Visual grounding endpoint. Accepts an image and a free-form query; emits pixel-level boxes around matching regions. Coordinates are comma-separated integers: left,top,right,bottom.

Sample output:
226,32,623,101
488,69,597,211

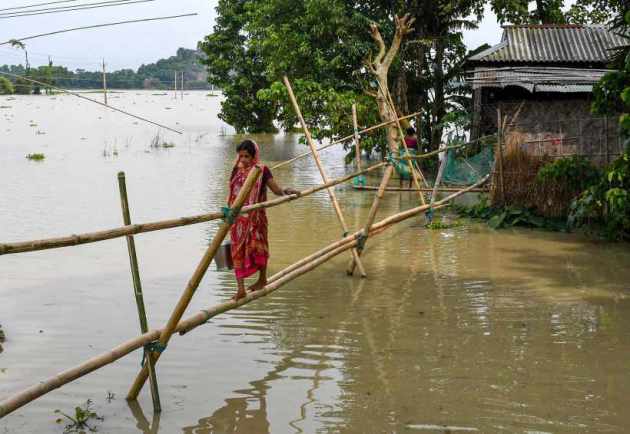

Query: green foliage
200,0,487,158
25,153,45,161
54,400,103,433
490,0,620,24
569,150,630,240
455,196,566,230
536,156,600,192
0,77,14,94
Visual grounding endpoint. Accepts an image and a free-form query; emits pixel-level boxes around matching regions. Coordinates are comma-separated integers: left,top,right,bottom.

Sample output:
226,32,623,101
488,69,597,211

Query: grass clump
26,153,45,161
54,399,103,433
150,132,175,149
425,219,462,230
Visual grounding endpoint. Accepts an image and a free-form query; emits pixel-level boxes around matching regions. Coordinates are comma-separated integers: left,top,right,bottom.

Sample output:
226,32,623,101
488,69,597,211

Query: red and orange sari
228,143,270,279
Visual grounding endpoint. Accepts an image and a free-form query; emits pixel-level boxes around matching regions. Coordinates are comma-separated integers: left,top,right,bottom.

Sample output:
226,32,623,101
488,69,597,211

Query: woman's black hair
236,139,257,157
406,127,416,136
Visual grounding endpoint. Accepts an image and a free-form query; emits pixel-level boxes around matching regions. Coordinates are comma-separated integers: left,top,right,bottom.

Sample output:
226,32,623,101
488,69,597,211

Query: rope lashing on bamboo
0,175,488,418
141,341,166,367
220,206,240,225
0,162,387,256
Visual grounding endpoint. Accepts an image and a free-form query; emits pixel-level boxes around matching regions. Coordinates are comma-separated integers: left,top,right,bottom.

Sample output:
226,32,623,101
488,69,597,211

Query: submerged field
1,91,630,433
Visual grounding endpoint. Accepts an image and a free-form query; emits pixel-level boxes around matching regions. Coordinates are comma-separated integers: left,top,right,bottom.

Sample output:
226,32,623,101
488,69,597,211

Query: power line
0,0,156,19
0,13,198,46
0,71,183,134
0,0,144,16
0,0,83,13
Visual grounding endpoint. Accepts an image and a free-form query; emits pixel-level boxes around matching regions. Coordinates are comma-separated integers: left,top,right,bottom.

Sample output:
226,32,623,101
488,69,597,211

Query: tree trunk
430,39,446,150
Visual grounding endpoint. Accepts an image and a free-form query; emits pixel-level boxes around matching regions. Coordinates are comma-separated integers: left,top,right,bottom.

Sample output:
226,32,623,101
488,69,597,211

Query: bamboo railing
0,75,493,419
0,175,488,418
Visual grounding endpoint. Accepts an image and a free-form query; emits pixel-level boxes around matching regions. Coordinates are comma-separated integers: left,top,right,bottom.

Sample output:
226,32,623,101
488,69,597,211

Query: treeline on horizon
0,48,213,93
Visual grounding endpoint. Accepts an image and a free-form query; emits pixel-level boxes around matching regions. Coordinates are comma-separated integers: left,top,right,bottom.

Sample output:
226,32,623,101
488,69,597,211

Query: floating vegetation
36,130,46,135
150,132,175,149
0,105,12,109
425,219,462,230
26,153,45,161
54,399,103,433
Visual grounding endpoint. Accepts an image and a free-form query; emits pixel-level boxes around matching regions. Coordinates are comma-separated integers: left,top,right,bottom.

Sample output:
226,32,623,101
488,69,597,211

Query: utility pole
173,71,177,99
180,71,184,100
102,59,108,106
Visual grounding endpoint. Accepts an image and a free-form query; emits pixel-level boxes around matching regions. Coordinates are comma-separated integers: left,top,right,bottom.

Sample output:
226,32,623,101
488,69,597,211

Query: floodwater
1,91,630,434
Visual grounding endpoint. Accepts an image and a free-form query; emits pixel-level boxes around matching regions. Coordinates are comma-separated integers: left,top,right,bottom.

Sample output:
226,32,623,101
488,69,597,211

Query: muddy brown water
1,91,630,433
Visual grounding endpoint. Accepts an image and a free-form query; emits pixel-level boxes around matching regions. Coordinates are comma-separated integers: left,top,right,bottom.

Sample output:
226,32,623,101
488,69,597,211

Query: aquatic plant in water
54,399,103,433
25,153,45,161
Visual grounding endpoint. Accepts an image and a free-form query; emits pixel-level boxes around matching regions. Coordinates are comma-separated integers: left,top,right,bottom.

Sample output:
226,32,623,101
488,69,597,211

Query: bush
14,77,32,95
569,149,630,240
0,77,14,95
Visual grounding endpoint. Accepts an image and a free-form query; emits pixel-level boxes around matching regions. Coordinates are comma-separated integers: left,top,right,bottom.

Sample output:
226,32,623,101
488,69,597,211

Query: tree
199,0,277,133
490,0,621,25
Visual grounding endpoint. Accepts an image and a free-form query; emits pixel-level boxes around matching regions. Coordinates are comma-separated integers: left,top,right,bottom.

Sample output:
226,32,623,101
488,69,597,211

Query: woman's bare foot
232,289,247,301
247,280,267,293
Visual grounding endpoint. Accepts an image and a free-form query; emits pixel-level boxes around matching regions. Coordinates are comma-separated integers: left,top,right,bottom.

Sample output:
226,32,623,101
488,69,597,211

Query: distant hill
0,48,213,92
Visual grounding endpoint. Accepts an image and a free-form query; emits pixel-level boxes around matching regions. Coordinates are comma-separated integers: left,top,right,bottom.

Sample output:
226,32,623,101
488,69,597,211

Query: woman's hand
283,188,300,196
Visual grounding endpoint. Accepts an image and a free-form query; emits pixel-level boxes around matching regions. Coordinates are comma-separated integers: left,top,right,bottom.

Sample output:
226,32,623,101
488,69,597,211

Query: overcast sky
0,0,503,71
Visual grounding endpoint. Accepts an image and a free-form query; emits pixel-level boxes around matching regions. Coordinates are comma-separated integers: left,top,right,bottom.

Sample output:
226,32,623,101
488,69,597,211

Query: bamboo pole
126,166,262,401
497,107,505,203
283,75,367,278
271,112,420,170
352,185,488,193
0,176,488,418
429,144,448,206
0,162,385,256
347,165,394,275
352,103,361,171
117,172,161,413
374,79,427,206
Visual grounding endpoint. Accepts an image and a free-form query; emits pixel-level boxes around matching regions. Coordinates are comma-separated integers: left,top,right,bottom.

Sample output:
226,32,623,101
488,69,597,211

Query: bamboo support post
180,72,184,100
117,172,162,413
430,145,448,206
497,107,505,203
0,162,385,256
347,164,394,275
352,104,361,171
271,112,420,170
126,166,262,401
0,176,489,418
283,75,367,278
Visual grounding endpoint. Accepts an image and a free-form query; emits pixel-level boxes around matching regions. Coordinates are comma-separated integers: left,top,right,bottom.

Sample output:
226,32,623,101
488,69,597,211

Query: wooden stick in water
347,164,394,275
0,177,488,418
126,166,262,401
0,162,385,256
283,75,367,278
117,172,162,413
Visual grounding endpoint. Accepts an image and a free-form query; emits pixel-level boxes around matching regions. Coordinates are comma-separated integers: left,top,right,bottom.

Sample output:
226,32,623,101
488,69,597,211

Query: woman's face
238,150,254,167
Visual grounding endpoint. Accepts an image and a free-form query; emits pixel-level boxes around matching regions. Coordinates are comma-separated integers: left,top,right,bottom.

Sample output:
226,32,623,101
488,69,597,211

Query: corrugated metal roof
469,25,626,63
468,66,610,93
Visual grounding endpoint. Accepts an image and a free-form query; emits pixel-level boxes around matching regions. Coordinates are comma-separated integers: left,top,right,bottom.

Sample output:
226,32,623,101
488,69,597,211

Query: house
467,24,625,164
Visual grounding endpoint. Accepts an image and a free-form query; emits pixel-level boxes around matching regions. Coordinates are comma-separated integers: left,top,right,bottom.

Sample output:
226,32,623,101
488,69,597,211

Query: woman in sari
228,139,299,301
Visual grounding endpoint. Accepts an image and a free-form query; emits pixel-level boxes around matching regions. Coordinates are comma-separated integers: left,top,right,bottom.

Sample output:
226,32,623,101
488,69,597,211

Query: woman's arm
267,178,299,196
